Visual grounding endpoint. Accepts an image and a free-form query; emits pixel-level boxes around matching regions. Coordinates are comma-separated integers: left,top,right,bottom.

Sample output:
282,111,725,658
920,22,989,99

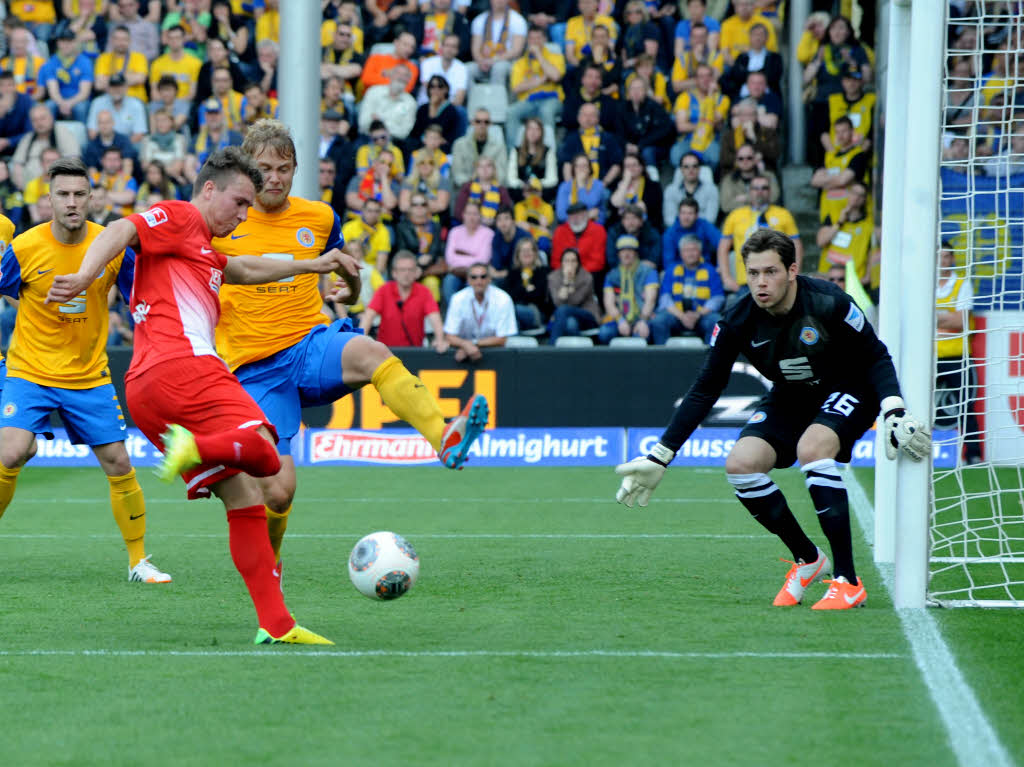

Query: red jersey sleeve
128,202,185,257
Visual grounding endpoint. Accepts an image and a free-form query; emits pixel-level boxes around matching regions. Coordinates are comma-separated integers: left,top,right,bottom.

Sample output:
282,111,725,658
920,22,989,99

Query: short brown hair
48,156,89,182
740,228,796,268
193,146,263,197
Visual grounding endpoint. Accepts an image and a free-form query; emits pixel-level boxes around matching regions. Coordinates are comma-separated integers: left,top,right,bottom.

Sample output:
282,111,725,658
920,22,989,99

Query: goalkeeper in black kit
616,229,932,610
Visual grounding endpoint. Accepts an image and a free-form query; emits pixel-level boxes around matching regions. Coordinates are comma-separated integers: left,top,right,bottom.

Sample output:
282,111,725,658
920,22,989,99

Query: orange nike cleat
773,547,830,606
811,576,867,610
438,394,488,469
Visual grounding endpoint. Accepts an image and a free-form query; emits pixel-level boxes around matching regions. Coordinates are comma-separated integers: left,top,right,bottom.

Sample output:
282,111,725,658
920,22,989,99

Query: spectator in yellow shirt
506,26,565,146
10,0,57,42
148,25,201,101
1,26,47,99
94,25,149,102
719,0,778,65
255,0,279,44
565,0,618,69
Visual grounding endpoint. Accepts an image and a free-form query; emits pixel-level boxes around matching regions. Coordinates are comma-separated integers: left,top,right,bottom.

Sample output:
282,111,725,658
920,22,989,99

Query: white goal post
880,1,1024,607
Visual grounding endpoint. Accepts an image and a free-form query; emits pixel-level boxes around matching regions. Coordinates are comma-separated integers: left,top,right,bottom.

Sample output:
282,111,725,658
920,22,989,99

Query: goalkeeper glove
615,443,675,508
881,396,932,462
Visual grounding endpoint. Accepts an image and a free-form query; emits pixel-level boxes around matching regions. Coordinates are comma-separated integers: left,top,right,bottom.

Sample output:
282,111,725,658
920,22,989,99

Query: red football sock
194,428,281,477
226,505,293,637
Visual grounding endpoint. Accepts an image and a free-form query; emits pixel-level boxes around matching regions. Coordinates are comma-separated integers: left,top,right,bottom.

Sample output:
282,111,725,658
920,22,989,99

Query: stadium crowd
0,0,888,350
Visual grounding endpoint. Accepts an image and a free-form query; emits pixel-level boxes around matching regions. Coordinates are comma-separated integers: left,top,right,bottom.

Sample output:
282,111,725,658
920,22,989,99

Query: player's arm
224,249,354,285
46,218,140,304
831,294,931,461
616,323,740,507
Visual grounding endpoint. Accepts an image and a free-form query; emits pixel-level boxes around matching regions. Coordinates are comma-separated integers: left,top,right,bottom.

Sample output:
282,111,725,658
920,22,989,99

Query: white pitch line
0,648,907,660
843,467,1014,767
10,496,736,505
0,532,770,540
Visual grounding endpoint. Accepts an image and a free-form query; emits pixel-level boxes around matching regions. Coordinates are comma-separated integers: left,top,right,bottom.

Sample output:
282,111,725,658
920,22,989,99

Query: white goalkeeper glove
615,443,675,508
881,396,932,462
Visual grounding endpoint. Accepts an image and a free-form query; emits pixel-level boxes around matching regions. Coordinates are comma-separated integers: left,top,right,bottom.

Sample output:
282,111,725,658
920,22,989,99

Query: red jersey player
47,147,358,645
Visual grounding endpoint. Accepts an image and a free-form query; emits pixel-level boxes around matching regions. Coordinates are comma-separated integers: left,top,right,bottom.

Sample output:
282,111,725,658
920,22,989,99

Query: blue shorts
0,377,127,445
234,319,363,455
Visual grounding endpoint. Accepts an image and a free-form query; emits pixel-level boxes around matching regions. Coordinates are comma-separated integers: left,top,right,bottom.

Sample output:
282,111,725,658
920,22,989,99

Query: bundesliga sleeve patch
710,323,721,346
844,302,865,333
141,207,168,228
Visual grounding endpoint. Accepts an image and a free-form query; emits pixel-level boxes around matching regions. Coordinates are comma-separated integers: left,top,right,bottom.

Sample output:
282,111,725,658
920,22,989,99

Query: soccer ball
348,531,420,600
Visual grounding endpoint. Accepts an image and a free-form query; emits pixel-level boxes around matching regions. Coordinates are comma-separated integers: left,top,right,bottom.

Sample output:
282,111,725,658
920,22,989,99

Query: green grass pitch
0,466,1021,766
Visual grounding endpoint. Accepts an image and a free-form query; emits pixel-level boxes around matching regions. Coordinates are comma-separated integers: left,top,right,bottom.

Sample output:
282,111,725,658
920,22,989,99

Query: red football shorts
126,355,278,499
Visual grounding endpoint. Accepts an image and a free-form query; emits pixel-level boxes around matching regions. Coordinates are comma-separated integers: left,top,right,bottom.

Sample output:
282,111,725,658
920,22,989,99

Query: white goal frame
879,1,1024,608
876,0,943,608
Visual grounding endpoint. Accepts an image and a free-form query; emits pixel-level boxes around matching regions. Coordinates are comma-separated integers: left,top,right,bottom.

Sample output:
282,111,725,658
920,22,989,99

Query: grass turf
0,466,1018,766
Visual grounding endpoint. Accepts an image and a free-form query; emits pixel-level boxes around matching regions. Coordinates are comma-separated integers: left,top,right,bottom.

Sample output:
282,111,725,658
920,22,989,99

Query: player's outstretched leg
439,394,489,469
369,354,488,469
155,424,280,482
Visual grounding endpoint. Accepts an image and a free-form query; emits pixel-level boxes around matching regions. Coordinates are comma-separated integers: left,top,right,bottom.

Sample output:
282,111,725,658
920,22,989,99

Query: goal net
929,4,1024,606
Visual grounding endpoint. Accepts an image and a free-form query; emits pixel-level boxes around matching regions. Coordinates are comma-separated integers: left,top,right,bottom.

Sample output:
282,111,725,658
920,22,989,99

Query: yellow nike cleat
154,424,201,483
253,624,334,645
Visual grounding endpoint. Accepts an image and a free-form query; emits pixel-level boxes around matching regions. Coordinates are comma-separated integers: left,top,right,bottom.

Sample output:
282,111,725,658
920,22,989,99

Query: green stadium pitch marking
844,468,1015,767
0,649,908,660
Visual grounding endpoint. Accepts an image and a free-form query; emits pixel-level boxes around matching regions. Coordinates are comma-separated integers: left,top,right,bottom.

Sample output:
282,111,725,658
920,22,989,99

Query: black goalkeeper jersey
660,275,902,452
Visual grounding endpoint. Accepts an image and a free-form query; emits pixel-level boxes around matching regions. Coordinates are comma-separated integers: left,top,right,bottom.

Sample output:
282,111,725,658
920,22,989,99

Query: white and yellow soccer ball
348,531,420,600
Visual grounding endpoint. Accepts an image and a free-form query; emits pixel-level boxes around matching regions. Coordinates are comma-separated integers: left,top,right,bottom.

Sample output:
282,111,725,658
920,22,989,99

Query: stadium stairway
781,164,821,274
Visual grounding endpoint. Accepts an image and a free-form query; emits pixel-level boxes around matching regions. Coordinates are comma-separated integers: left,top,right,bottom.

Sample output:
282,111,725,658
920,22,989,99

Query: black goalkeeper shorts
739,386,879,468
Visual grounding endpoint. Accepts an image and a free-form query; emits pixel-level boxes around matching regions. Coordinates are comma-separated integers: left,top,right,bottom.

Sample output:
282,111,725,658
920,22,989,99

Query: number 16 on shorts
822,392,859,417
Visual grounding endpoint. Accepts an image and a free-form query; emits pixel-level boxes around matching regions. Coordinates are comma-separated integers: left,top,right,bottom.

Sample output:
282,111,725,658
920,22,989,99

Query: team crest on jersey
844,302,865,332
747,411,766,424
710,323,721,346
2,403,15,417
296,227,315,248
800,327,819,345
141,207,168,228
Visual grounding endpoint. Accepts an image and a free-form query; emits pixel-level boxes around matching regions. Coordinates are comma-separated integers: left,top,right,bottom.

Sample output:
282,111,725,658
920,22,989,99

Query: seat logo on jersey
779,357,815,381
209,267,223,294
132,300,150,324
141,207,168,228
800,327,819,345
58,291,87,315
296,227,315,248
2,403,15,417
710,323,720,347
844,302,865,332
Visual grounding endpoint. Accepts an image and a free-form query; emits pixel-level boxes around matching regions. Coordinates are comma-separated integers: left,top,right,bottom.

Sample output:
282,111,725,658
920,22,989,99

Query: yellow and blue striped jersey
213,196,343,371
0,221,132,388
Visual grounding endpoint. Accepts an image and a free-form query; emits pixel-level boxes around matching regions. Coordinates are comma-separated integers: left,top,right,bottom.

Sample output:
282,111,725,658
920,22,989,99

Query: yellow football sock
266,504,291,561
0,463,21,519
371,356,445,451
108,469,147,569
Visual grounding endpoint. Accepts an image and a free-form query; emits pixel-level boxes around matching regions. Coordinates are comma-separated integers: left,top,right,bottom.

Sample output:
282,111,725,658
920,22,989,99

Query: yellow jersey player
214,119,488,571
0,158,171,583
